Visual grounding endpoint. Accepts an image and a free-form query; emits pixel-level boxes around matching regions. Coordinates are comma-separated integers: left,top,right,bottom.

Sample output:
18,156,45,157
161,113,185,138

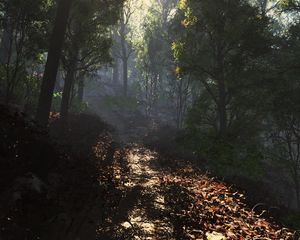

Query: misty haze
0,0,300,239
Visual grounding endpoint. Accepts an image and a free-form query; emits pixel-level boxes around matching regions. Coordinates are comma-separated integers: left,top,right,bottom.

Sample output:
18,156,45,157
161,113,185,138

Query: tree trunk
294,171,300,209
216,50,227,138
112,29,119,86
120,18,128,97
60,47,79,118
296,183,300,209
1,15,13,103
218,77,227,137
35,0,73,126
112,59,119,85
176,79,183,129
77,76,84,102
122,57,128,97
60,69,74,118
0,15,12,65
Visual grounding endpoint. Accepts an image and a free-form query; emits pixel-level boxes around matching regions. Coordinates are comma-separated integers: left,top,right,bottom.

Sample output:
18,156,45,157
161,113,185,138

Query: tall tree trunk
294,171,300,209
122,57,128,96
217,50,227,138
113,59,119,85
145,73,150,116
60,69,74,118
0,15,12,65
60,47,79,118
218,77,227,137
176,79,183,129
77,76,84,102
35,0,73,126
112,29,119,86
1,14,13,102
120,19,128,97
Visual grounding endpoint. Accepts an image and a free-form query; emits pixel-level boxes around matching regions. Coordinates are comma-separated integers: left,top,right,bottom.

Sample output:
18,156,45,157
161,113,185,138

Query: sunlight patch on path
96,142,296,239
120,146,172,239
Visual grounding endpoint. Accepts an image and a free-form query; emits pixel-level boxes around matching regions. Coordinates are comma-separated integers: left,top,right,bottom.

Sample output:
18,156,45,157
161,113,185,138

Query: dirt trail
83,113,293,239
1,107,295,240
77,103,296,239
97,145,174,239
119,146,172,239
96,144,296,239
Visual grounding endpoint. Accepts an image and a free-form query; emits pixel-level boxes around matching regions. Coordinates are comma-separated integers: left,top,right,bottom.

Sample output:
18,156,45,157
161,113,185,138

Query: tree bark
35,0,73,126
216,50,227,138
0,15,12,65
218,77,227,137
112,59,119,85
122,57,128,96
293,168,300,209
77,76,84,102
112,29,120,86
120,18,128,97
1,14,14,102
60,47,79,118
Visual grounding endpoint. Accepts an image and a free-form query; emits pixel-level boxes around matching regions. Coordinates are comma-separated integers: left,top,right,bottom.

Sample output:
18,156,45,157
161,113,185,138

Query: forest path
97,144,174,239
79,104,295,239
95,142,295,240
0,109,294,240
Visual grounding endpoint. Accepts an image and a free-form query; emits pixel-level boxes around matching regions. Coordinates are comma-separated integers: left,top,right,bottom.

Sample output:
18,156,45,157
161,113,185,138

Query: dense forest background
1,0,300,236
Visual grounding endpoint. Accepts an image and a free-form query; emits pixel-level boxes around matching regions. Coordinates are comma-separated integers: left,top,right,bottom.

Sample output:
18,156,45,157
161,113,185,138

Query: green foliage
170,0,275,179
183,105,263,179
51,91,89,114
21,74,42,112
58,0,124,116
51,91,63,112
0,0,53,105
70,98,89,113
279,0,300,11
0,0,54,55
134,0,178,113
263,21,300,208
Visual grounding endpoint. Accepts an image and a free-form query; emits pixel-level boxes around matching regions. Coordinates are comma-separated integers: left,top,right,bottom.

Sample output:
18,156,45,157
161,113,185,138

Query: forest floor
0,104,298,239
96,141,297,240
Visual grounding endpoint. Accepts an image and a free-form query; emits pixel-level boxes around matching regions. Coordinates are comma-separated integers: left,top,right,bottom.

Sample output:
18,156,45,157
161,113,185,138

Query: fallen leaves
160,171,295,239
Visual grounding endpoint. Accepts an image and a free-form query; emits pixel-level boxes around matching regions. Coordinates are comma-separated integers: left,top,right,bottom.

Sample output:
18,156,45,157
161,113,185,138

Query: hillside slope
0,105,297,239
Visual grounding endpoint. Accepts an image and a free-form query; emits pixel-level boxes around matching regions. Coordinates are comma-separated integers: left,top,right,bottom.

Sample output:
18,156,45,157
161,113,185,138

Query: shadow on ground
0,108,296,240
0,109,119,240
96,146,206,240
96,145,296,240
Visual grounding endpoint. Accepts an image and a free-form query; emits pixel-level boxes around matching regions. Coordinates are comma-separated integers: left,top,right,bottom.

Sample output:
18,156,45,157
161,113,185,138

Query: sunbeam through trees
0,0,300,239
